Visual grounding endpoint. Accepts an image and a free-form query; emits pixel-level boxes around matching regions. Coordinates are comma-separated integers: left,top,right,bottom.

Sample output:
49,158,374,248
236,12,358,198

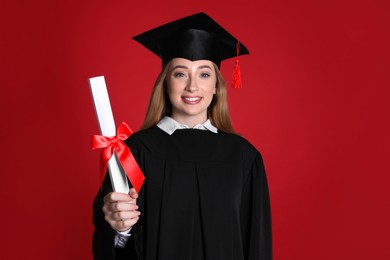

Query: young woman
93,12,272,260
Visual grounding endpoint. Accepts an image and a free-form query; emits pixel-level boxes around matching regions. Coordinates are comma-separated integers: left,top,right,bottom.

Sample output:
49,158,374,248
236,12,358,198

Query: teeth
184,97,200,101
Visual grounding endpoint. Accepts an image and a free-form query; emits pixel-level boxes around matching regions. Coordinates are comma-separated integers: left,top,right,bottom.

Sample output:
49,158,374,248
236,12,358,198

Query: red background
1,0,389,259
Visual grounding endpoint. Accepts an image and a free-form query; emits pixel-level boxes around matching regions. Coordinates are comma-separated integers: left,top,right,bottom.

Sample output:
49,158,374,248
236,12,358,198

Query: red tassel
232,59,242,88
232,41,242,88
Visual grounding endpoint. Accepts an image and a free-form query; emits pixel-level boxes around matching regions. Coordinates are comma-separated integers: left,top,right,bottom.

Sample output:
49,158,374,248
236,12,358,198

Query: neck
171,114,207,128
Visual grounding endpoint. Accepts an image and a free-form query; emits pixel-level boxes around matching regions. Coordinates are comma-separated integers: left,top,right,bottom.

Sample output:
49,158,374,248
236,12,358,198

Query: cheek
165,81,176,96
203,89,215,104
211,78,217,94
207,81,217,97
166,90,176,103
166,78,183,94
166,84,181,103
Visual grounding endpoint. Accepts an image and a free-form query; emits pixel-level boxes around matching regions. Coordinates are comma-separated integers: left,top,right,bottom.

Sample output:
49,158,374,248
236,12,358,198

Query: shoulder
218,131,263,163
126,125,160,142
218,131,258,151
130,126,161,139
124,126,165,151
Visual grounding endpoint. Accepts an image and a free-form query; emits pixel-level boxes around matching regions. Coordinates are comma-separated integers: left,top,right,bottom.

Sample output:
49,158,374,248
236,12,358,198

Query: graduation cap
132,12,249,88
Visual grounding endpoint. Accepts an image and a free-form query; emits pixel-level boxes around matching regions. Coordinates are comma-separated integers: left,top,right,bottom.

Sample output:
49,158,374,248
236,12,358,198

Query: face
166,58,217,126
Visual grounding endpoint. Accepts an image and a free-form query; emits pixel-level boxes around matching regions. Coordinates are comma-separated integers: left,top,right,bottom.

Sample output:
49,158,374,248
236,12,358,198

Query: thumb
129,187,139,199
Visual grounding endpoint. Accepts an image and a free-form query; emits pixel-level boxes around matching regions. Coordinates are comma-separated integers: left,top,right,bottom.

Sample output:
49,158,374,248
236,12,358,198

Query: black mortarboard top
132,12,249,69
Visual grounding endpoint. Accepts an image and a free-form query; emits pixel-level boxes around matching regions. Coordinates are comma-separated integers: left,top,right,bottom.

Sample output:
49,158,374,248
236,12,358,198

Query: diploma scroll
89,76,130,194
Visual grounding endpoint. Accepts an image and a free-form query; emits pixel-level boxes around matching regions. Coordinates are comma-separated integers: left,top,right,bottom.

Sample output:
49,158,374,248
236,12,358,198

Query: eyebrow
171,65,188,70
171,64,213,70
198,65,213,70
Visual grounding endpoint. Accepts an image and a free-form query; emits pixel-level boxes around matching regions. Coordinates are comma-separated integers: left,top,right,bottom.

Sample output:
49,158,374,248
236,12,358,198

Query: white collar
157,116,218,135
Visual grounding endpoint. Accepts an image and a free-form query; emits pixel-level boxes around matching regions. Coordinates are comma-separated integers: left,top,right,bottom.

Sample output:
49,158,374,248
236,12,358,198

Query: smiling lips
182,96,202,104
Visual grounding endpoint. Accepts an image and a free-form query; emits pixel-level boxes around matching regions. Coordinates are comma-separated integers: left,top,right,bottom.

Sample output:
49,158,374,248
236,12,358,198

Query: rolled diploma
89,76,130,194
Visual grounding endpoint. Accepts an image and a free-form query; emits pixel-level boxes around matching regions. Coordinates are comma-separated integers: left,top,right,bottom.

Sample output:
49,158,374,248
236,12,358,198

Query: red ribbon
91,122,144,193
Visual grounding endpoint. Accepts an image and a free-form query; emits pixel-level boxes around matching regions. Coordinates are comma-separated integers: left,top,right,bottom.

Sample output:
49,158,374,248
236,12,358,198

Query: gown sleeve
92,173,139,260
92,134,142,260
240,151,272,260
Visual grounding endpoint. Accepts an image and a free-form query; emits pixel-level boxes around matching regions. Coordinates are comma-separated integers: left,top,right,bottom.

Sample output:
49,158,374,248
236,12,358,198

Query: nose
185,76,198,92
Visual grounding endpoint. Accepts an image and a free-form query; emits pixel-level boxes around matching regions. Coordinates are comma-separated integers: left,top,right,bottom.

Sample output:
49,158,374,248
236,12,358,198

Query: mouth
182,96,202,104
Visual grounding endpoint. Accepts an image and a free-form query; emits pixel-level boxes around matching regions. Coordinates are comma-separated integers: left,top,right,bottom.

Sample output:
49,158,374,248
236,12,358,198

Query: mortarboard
132,12,249,88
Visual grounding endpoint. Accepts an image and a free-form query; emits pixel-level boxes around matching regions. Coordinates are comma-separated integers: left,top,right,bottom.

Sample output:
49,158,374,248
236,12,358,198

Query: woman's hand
102,188,141,232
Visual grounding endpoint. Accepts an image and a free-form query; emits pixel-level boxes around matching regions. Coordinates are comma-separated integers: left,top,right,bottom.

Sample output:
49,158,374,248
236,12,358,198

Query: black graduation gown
93,126,272,260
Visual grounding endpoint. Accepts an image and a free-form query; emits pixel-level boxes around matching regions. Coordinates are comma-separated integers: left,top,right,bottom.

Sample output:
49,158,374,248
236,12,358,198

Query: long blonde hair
140,61,235,134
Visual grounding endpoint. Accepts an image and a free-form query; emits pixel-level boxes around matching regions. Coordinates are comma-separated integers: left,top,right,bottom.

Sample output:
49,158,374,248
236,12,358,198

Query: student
93,12,272,260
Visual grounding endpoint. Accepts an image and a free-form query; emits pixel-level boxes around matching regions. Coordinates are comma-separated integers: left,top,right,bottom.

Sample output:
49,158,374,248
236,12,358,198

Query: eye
200,73,210,78
173,72,185,78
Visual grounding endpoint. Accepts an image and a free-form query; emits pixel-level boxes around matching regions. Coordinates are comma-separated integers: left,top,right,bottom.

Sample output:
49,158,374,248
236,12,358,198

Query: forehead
170,58,215,69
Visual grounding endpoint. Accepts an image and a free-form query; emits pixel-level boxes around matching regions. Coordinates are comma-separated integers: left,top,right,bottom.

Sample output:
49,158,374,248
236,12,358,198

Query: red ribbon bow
91,122,144,193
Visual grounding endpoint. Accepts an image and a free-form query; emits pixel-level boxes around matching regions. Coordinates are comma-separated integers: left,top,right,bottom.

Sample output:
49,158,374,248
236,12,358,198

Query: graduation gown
93,126,272,260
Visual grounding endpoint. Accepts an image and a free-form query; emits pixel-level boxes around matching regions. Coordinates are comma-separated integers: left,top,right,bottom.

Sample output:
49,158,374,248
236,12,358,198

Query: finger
129,188,139,199
115,217,140,232
104,192,131,203
104,210,141,230
104,209,140,224
111,210,141,221
103,200,139,215
104,215,133,232
111,201,139,212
